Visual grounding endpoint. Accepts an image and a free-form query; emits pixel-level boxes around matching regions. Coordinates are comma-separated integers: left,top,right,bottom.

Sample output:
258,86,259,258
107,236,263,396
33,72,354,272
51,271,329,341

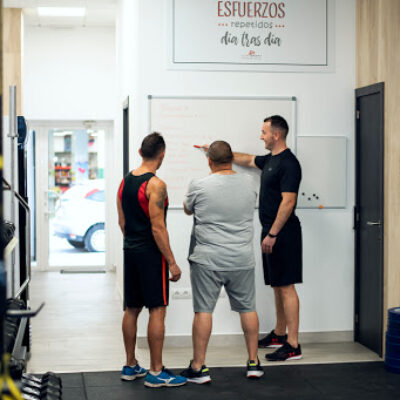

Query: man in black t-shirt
230,115,303,361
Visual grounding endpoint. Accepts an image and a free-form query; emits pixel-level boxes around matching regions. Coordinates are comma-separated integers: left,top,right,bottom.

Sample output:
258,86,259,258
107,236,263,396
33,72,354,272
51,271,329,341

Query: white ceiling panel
4,0,116,27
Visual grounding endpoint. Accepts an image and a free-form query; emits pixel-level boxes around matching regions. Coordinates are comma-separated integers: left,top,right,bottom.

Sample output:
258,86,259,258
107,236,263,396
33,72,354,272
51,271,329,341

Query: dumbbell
22,378,62,396
6,299,26,313
21,385,61,400
4,320,19,335
4,326,18,351
7,298,26,307
22,393,61,400
6,313,21,322
22,372,62,389
9,358,25,380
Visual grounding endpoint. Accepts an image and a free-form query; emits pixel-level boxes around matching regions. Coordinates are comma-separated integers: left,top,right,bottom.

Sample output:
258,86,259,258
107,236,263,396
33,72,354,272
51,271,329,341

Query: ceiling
3,0,117,27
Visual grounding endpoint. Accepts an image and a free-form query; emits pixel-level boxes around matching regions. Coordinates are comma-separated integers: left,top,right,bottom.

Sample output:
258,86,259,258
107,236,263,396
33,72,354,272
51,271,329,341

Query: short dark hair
140,132,165,159
208,140,233,165
264,115,289,139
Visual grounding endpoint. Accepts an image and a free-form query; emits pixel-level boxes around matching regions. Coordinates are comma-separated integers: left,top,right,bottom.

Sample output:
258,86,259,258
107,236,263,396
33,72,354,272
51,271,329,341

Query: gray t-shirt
184,173,257,271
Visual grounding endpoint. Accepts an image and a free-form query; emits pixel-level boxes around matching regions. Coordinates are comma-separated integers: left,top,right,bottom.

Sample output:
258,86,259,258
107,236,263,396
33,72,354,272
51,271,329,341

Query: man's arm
261,192,297,254
232,152,257,168
116,194,125,236
183,203,193,216
196,144,257,168
148,177,181,281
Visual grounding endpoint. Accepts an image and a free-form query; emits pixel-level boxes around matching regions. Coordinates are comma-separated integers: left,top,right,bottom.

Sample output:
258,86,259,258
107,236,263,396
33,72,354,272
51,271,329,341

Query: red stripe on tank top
138,181,150,218
117,178,125,202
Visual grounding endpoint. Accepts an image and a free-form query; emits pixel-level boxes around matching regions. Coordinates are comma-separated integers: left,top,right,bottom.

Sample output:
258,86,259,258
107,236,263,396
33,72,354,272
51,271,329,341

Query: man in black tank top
116,133,186,388
215,115,303,362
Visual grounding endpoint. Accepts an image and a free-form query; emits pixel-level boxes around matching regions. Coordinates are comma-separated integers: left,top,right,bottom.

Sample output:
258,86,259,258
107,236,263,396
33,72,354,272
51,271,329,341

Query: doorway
123,97,129,176
31,121,112,271
354,82,384,356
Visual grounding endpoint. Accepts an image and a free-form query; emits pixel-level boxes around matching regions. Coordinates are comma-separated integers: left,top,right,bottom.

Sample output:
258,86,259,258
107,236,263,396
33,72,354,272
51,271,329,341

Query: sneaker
246,359,264,379
265,342,302,361
180,361,211,384
144,367,187,388
258,330,287,348
121,363,147,381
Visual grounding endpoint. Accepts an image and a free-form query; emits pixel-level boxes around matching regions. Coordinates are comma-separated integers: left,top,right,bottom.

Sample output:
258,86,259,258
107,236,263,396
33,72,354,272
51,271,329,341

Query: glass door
36,125,107,270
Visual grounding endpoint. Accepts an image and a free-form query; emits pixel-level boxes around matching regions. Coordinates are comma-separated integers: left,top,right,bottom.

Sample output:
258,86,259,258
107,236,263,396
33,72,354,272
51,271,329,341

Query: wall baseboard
137,330,354,348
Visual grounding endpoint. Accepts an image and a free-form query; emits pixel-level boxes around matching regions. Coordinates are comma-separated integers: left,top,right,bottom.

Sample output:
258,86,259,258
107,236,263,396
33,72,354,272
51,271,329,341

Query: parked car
53,180,105,252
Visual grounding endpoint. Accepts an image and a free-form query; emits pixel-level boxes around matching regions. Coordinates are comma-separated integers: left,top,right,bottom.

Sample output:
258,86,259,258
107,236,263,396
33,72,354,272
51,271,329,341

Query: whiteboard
296,136,347,209
148,96,297,207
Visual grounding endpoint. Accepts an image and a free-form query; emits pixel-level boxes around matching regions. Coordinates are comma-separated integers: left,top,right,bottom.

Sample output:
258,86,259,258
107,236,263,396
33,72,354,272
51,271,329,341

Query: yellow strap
5,375,24,400
1,354,24,400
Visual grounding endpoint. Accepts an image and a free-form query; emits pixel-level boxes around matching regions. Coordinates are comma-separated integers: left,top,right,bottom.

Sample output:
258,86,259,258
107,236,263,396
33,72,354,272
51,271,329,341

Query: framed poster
169,0,334,72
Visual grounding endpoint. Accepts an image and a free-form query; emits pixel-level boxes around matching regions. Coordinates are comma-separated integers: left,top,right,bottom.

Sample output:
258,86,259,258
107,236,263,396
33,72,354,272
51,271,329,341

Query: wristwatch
267,232,278,238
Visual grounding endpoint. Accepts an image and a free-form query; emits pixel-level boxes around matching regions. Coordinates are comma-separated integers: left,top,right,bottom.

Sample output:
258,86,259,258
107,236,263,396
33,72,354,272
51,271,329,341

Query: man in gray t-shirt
180,141,264,383
186,172,256,271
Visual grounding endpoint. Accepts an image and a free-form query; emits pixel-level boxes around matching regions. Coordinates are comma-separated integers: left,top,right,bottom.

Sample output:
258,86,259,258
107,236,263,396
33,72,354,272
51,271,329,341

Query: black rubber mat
60,362,400,400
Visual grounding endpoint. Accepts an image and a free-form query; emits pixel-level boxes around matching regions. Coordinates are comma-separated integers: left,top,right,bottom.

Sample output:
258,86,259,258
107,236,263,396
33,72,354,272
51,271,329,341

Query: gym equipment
385,307,400,374
20,372,62,400
22,373,62,392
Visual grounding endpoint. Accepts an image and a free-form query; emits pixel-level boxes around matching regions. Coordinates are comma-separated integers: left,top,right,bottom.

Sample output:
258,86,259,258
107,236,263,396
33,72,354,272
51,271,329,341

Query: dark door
123,97,129,176
354,82,384,356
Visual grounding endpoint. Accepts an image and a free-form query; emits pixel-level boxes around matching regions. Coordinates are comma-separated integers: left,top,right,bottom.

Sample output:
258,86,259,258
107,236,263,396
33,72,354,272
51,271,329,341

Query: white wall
114,0,356,336
23,26,116,120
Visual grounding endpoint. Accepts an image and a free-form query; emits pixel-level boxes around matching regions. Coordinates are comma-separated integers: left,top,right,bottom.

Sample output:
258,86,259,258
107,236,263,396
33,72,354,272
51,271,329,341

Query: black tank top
118,172,168,251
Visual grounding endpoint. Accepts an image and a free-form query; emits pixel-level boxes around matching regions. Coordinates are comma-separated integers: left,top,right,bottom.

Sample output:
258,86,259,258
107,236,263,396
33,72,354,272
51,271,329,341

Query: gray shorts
190,264,256,313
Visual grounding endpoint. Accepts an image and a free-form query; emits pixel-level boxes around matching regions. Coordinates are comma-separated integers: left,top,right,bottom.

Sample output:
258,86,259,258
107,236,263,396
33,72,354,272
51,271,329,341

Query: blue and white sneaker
121,364,147,381
144,367,187,388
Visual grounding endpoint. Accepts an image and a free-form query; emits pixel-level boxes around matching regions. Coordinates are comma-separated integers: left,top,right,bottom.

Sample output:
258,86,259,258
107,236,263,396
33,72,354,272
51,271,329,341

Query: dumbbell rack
0,87,60,399
2,177,35,365
1,85,35,368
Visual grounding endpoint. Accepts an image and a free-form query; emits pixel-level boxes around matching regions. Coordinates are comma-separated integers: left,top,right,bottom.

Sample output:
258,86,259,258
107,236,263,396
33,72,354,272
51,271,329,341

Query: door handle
366,221,381,226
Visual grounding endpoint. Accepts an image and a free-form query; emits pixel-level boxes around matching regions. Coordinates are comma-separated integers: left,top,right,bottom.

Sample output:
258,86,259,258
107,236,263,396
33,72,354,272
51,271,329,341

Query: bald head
208,141,233,165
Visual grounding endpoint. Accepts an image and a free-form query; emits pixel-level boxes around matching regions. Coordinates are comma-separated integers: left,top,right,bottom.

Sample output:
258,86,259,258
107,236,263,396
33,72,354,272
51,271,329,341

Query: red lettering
238,2,246,17
224,1,232,17
269,2,278,18
278,2,285,18
261,2,269,18
254,2,262,17
246,2,253,17
217,1,285,19
232,1,239,16
217,1,224,17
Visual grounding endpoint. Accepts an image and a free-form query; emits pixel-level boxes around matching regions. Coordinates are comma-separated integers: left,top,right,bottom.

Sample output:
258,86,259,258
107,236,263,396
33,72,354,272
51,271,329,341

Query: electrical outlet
172,288,192,299
181,288,191,299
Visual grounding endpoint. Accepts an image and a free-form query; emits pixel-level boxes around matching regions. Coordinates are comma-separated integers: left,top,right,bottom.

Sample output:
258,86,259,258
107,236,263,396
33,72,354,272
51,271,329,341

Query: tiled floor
28,271,381,373
49,233,105,267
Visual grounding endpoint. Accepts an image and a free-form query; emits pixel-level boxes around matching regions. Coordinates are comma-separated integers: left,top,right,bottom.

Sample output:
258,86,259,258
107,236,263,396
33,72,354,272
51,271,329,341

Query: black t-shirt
255,149,301,227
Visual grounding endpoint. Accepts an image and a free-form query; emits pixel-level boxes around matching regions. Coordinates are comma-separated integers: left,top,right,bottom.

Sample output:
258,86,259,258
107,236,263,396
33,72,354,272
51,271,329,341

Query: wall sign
170,0,330,71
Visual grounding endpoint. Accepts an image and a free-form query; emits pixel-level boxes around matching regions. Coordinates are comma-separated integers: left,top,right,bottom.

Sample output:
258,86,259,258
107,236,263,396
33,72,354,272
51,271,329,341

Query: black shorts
261,220,303,287
123,248,169,309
